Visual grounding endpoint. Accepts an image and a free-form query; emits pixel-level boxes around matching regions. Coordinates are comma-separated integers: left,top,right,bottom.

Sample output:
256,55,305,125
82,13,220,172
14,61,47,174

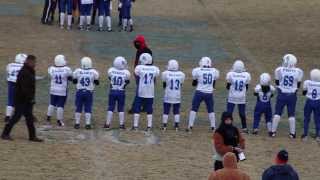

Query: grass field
0,0,320,179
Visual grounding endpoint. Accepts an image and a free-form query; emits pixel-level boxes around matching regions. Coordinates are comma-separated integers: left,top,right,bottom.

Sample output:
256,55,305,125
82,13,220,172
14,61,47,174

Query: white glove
118,2,122,8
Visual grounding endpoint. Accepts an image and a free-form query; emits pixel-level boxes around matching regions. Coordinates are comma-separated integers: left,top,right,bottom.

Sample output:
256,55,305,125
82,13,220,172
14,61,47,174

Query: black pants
214,160,223,171
41,0,58,24
2,103,36,139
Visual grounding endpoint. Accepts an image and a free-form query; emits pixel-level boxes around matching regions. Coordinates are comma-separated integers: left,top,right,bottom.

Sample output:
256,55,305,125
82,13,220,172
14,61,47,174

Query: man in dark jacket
1,55,43,142
262,150,299,180
41,0,58,24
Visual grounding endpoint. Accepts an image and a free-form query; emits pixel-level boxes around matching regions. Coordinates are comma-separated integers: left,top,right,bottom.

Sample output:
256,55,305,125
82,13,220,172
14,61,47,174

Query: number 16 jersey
192,67,220,94
226,71,251,104
48,66,73,96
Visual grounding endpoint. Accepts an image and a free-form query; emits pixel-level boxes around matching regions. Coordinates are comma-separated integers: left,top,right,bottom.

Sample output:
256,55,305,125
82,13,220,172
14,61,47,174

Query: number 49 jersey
192,67,220,94
7,63,24,83
48,66,73,96
303,80,320,100
162,70,185,104
107,67,131,91
275,67,303,93
73,68,99,91
226,71,251,104
135,65,160,98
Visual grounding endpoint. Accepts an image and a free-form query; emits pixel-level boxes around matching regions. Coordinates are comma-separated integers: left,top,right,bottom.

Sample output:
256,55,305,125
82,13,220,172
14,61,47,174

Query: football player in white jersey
46,55,73,126
104,56,130,129
73,57,100,129
301,69,320,141
252,73,275,135
226,60,251,133
161,59,185,131
5,53,27,122
133,53,160,131
271,54,303,138
187,57,220,132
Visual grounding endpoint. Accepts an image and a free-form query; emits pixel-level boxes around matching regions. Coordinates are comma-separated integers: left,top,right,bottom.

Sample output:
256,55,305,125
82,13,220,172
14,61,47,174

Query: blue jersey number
283,75,294,87
112,76,123,86
55,75,62,84
203,73,213,85
235,80,244,91
80,77,90,87
144,73,154,84
312,89,317,99
170,79,181,90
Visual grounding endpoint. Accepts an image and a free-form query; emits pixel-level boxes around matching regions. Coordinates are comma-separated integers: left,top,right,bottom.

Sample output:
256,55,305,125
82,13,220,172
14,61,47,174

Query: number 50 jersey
226,71,251,104
192,67,220,94
135,65,160,98
73,68,99,91
48,66,72,96
275,67,303,93
162,70,185,104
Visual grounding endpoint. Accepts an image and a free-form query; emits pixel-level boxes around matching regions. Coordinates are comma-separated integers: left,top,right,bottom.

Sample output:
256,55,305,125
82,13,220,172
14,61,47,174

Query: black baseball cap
277,149,289,162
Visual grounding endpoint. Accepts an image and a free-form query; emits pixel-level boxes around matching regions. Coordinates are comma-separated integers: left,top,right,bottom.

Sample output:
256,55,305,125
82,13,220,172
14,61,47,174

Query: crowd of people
41,0,135,32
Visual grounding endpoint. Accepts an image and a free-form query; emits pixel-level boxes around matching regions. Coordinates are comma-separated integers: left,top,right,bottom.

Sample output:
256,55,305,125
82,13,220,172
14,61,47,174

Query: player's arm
226,72,232,90
253,85,259,96
124,71,131,89
192,69,198,87
94,71,100,85
72,70,78,84
246,73,251,90
67,68,73,81
302,81,308,96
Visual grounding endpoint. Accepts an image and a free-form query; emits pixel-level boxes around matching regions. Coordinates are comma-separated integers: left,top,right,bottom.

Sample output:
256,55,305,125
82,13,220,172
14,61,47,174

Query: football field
0,0,320,179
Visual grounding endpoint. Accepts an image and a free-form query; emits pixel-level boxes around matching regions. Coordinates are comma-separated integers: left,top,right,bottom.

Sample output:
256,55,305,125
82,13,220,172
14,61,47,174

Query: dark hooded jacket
14,64,35,105
262,164,299,180
134,35,152,67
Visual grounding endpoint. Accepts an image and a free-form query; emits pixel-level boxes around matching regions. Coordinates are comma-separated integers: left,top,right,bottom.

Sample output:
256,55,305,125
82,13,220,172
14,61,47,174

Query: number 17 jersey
135,65,160,98
192,67,220,94
48,66,72,96
162,70,185,104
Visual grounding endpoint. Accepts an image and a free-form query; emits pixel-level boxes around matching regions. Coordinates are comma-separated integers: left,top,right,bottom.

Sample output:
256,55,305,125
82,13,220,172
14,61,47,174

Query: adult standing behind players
212,112,245,170
1,55,43,142
41,0,58,24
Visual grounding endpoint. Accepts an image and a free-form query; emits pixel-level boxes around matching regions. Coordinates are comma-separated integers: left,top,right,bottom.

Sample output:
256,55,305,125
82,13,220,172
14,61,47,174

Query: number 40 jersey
162,70,185,104
192,67,220,94
48,66,72,96
73,68,99,91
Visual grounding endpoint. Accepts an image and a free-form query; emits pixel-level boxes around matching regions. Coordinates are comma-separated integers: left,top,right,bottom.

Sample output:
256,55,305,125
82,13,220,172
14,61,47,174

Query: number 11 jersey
48,66,72,96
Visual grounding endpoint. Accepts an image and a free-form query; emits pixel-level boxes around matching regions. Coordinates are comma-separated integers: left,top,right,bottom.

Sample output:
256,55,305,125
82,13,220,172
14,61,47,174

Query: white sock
75,112,81,124
147,114,153,128
85,113,91,125
133,114,140,127
162,114,169,124
122,19,127,29
288,117,296,134
60,13,65,26
174,114,180,123
209,112,216,128
129,18,133,26
6,106,14,117
80,16,85,26
67,15,72,26
98,16,104,28
86,16,91,25
106,16,111,29
47,105,55,117
188,111,197,128
267,122,272,132
106,111,113,125
57,107,64,121
272,115,281,132
119,112,125,125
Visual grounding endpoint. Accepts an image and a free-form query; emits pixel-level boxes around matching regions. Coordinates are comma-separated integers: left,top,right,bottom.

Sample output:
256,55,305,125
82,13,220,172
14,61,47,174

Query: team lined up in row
6,53,320,140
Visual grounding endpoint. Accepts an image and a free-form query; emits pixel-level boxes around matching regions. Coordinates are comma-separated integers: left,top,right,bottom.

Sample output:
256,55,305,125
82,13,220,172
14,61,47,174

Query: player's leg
105,91,116,129
5,82,15,122
121,7,128,31
46,94,57,124
314,100,320,140
287,94,297,138
271,94,285,137
145,98,154,131
226,102,235,115
49,0,58,23
79,3,85,30
173,103,181,130
265,104,273,134
204,93,215,131
127,7,133,32
74,90,83,129
302,99,312,139
59,0,66,28
84,91,93,129
132,96,142,130
117,92,126,129
41,0,50,24
66,0,73,29
188,91,202,130
56,95,67,127
97,0,105,31
162,102,171,130
85,4,93,30
252,102,262,134
117,2,122,27
105,0,112,31
238,104,248,132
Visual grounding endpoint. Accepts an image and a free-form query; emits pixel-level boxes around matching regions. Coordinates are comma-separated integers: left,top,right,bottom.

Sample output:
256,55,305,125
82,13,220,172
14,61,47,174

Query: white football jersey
135,65,160,98
81,0,93,4
192,67,220,94
254,84,275,103
73,68,99,91
303,80,320,100
275,67,303,93
6,63,24,82
226,71,251,104
162,70,185,104
108,67,131,91
48,66,72,96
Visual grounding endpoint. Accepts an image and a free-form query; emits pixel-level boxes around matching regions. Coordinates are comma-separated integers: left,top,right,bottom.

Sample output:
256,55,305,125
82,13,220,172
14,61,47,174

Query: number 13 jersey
48,66,73,96
226,71,251,104
162,70,185,104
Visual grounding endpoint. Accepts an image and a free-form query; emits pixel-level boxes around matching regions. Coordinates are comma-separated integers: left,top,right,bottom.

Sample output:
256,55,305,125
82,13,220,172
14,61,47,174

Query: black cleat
1,135,13,141
174,123,179,131
129,25,133,32
57,120,65,127
270,132,276,137
103,124,110,130
74,124,80,129
289,133,296,139
4,116,10,123
301,134,308,141
119,124,126,130
128,109,134,114
252,129,259,135
85,124,92,130
29,137,44,142
185,127,193,133
242,128,249,134
131,126,138,131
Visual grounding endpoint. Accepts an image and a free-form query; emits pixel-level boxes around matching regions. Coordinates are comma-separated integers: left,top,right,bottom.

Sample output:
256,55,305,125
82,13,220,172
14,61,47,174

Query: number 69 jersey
192,67,220,94
135,65,160,98
226,71,251,104
107,67,131,91
162,70,185,104
275,67,303,93
73,68,99,91
6,62,24,83
303,80,320,100
48,66,72,96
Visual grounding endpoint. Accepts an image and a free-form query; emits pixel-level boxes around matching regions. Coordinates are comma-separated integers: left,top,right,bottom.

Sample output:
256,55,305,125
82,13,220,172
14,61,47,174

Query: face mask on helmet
232,60,245,73
139,53,152,65
15,53,27,64
199,57,212,68
81,57,92,69
167,59,179,71
54,55,66,67
310,69,320,82
113,56,127,70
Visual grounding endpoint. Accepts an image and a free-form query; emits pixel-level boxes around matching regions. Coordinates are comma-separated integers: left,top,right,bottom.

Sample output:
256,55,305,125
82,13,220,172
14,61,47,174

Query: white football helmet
15,53,27,64
282,54,297,68
81,57,92,69
310,69,320,82
260,73,271,86
232,60,245,73
113,56,127,70
167,59,179,71
139,53,152,65
54,54,66,67
199,57,212,68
